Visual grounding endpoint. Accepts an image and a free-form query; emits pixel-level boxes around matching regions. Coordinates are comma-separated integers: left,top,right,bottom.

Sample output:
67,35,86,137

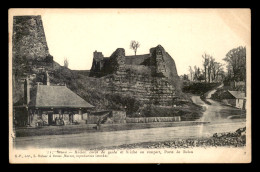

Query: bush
182,82,220,95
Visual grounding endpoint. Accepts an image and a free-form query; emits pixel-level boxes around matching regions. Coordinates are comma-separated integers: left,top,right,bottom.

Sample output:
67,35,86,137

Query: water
15,90,245,149
14,121,245,149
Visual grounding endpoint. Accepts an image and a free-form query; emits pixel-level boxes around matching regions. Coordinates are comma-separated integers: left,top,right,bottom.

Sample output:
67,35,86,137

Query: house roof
28,85,94,108
228,91,246,99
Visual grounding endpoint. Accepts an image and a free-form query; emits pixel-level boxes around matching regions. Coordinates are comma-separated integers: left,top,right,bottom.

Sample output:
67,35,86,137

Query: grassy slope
13,59,204,119
52,66,204,119
182,81,220,96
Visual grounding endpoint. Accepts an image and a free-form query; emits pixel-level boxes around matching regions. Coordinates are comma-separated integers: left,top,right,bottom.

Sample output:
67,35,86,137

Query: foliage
182,82,220,95
211,88,226,101
223,46,246,82
130,40,140,56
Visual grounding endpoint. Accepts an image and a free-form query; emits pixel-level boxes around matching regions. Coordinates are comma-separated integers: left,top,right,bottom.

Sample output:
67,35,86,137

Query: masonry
89,45,182,106
12,15,54,104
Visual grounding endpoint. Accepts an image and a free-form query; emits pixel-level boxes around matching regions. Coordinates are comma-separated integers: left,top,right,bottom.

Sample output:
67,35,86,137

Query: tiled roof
228,91,246,99
28,85,94,108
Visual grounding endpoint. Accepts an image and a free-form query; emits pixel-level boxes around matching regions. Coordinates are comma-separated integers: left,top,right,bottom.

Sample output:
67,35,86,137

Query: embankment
105,127,246,149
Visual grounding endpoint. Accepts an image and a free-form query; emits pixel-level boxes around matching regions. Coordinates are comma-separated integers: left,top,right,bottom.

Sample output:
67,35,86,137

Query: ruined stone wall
12,15,54,103
101,73,176,106
89,45,180,106
12,15,52,61
126,116,181,123
149,45,181,92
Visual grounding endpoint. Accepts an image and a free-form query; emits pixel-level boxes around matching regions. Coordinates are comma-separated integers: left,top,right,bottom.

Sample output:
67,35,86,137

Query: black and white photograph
9,8,251,163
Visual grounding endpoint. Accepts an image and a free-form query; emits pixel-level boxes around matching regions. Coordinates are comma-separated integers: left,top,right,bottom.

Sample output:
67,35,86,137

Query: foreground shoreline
100,127,246,150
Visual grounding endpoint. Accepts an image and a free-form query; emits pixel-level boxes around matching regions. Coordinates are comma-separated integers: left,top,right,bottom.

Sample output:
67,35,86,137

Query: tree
197,74,205,82
130,40,140,56
212,62,224,82
189,66,194,81
64,58,69,68
223,46,246,82
183,74,189,81
193,66,201,81
208,56,215,83
202,53,210,83
193,66,198,81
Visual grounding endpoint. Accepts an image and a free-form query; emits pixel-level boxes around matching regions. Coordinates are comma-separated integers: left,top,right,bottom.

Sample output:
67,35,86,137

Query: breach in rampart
89,45,182,106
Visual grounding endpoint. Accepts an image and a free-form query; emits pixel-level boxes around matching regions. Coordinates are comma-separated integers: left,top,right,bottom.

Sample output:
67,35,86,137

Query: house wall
27,110,86,126
222,98,245,109
14,108,28,126
236,99,245,109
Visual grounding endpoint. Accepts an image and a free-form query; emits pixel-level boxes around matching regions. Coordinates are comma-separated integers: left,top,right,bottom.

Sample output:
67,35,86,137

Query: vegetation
182,82,220,95
130,40,140,56
47,65,204,119
223,46,246,82
182,53,224,83
211,88,227,101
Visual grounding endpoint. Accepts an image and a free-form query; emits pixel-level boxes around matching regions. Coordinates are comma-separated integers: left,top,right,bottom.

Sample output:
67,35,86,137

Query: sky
11,9,250,75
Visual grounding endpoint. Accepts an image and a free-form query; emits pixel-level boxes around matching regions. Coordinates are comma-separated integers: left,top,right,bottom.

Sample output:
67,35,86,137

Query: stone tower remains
89,45,182,106
12,15,53,66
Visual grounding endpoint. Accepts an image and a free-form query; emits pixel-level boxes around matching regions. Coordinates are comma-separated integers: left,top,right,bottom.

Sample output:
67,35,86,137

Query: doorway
48,113,53,125
69,113,74,124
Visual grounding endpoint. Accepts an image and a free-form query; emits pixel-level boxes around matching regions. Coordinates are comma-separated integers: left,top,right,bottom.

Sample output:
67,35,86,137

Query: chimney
46,71,50,86
24,77,30,105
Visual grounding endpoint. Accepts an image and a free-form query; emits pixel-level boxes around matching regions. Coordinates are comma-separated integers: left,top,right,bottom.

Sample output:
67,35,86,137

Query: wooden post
39,109,42,119
79,109,83,120
58,109,62,119
27,109,30,126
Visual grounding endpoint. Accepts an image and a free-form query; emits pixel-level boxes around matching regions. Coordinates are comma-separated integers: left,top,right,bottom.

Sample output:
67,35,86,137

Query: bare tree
64,58,69,68
212,62,224,82
130,40,140,56
189,66,194,81
193,66,201,81
202,53,210,83
208,56,215,83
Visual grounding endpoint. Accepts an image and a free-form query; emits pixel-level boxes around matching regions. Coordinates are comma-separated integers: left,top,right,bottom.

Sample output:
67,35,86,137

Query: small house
13,73,94,127
222,90,246,109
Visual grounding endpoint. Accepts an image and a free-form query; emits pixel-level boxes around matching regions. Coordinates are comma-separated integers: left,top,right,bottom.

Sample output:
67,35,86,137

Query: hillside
12,15,203,120
47,66,203,120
